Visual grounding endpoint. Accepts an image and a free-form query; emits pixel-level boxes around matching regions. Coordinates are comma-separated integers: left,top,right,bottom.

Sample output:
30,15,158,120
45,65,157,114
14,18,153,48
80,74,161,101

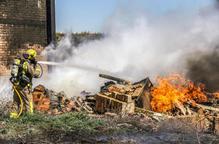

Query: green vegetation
1,112,217,143
0,112,104,141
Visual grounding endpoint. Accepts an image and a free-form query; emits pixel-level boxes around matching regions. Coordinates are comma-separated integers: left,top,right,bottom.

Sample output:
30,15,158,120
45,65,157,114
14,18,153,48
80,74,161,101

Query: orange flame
150,74,208,113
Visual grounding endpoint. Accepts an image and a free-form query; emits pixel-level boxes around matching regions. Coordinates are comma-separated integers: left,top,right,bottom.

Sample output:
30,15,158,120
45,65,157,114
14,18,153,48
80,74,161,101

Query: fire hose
36,63,43,78
10,85,24,119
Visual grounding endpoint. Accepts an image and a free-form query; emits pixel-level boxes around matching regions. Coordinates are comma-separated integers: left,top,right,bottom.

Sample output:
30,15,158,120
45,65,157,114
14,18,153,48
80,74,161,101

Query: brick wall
0,0,48,75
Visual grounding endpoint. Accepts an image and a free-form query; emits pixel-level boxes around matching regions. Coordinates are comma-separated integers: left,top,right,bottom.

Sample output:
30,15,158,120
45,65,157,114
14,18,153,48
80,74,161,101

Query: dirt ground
0,112,218,144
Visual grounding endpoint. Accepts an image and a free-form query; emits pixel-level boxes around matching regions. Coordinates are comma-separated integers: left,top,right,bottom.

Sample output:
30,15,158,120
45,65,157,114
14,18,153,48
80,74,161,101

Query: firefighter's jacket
11,57,41,89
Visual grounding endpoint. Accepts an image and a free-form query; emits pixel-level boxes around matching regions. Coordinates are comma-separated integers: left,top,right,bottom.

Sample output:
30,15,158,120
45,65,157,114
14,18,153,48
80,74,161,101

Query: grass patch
45,112,104,134
0,112,104,140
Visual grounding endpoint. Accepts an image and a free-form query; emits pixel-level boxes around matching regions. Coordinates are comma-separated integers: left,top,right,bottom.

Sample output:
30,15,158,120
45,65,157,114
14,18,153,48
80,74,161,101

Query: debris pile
32,73,219,134
32,85,94,115
95,74,153,114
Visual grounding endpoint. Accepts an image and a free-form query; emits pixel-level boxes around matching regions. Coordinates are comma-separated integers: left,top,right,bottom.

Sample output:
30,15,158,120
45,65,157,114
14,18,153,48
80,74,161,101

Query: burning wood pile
150,74,219,115
149,74,219,135
32,73,219,134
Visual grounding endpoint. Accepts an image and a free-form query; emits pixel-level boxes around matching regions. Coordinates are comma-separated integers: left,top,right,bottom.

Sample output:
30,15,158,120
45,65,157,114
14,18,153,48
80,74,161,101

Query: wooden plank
99,92,133,103
141,91,151,110
112,92,132,103
195,103,219,112
97,93,127,104
95,93,135,114
135,107,171,118
214,116,219,135
131,84,144,97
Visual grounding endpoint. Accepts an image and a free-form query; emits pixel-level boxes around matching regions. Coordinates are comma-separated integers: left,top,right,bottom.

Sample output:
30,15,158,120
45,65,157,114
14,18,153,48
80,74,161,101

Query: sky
55,0,214,32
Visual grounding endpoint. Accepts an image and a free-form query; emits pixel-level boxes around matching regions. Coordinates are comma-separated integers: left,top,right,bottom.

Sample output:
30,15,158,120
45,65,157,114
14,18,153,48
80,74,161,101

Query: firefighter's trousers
12,86,33,115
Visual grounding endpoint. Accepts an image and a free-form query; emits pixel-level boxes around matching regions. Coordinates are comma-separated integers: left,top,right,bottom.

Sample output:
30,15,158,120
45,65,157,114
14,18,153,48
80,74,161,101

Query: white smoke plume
0,77,13,104
40,2,219,96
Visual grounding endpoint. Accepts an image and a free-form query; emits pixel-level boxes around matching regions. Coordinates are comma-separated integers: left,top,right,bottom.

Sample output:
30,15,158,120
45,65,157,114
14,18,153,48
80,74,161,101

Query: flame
150,74,208,113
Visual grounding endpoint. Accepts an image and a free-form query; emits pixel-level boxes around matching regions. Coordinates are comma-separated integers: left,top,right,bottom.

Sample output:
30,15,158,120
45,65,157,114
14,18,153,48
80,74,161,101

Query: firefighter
10,49,42,118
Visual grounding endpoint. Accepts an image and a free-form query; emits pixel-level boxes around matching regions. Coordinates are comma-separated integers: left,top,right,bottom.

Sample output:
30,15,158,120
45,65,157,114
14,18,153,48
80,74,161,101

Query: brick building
0,0,55,75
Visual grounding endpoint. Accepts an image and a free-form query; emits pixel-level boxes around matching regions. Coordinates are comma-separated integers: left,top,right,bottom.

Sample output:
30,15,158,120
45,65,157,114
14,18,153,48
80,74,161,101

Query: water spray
38,61,112,74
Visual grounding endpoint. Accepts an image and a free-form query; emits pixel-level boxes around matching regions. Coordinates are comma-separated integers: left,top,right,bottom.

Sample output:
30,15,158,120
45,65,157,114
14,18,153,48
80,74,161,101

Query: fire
150,74,208,113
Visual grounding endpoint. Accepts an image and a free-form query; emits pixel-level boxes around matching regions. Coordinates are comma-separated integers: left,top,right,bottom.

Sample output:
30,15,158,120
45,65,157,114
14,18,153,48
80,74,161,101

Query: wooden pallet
95,93,135,114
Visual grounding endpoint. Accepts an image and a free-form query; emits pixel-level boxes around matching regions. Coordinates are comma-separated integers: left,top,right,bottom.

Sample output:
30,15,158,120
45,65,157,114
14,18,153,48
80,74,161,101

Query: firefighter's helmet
23,49,37,60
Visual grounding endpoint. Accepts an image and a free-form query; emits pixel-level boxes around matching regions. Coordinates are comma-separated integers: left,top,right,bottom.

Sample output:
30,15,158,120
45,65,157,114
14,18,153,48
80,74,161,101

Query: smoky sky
40,0,219,95
186,0,219,92
186,48,219,92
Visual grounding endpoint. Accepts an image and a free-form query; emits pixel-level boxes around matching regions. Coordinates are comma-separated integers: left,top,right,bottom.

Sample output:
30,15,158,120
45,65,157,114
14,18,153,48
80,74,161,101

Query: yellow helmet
23,49,37,60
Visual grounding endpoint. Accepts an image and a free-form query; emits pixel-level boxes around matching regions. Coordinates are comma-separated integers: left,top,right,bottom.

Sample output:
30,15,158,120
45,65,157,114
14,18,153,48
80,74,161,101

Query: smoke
40,1,219,96
186,48,219,92
216,0,219,8
186,0,219,92
0,77,13,104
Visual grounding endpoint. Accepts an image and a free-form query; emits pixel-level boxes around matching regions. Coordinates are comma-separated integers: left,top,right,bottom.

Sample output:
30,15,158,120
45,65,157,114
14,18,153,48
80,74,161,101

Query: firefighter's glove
31,59,37,66
10,77,18,84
